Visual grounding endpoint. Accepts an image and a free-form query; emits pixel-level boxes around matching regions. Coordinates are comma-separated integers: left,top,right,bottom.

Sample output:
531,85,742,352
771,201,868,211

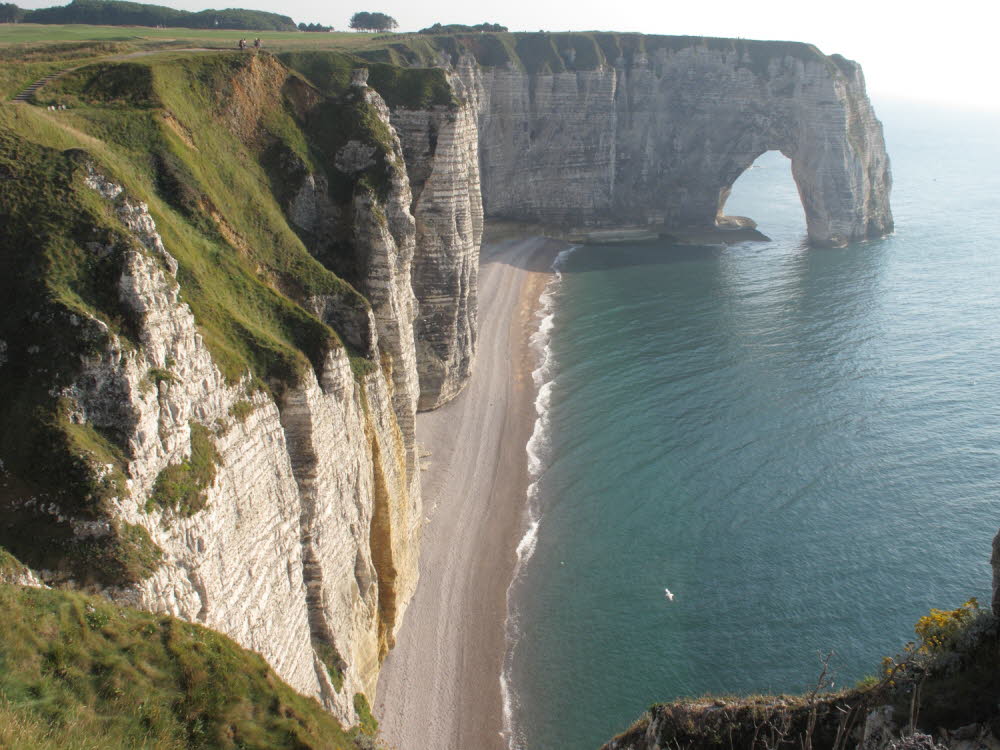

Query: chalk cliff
361,33,893,405
404,34,893,248
0,53,427,726
0,32,894,734
389,74,483,411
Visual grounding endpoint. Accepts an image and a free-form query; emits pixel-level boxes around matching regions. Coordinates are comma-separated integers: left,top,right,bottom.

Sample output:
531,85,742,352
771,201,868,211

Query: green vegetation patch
25,53,373,386
0,50,402,581
277,49,359,97
0,132,142,577
313,637,345,692
278,49,454,110
351,693,378,737
228,398,255,423
365,62,453,109
146,366,177,386
38,61,155,107
62,520,163,584
0,545,31,581
147,422,221,517
551,33,604,70
361,31,829,80
513,33,566,75
458,33,518,69
0,583,365,749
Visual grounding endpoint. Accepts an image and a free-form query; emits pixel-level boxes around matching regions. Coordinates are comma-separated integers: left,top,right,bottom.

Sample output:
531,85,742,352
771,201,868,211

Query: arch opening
716,150,808,240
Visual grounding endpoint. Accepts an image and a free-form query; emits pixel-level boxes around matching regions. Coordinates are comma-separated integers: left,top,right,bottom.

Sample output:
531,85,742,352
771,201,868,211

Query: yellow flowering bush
881,598,984,681
914,598,980,653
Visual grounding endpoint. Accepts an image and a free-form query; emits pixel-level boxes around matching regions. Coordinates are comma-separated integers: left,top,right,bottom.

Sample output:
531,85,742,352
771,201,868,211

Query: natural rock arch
600,46,894,247
448,36,893,248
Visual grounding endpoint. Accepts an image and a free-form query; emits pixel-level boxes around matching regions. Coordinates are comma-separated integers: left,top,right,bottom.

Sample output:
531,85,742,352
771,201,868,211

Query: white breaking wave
501,245,579,750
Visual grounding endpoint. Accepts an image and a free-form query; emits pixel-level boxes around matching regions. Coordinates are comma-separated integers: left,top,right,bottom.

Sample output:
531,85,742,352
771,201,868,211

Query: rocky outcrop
601,697,1000,750
991,528,1000,616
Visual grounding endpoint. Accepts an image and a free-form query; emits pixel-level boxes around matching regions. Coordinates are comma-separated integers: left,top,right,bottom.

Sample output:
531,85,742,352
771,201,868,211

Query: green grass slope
0,573,370,749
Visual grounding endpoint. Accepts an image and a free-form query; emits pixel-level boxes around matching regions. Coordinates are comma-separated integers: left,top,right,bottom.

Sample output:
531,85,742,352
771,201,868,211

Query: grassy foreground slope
0,571,369,748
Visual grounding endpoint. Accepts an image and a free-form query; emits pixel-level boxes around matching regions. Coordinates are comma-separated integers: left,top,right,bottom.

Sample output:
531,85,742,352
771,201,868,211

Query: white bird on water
664,588,675,602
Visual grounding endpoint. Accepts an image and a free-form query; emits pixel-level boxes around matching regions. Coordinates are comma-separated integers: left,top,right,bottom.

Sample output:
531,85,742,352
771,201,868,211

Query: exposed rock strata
375,36,892,409
59,158,421,723
417,38,892,248
389,70,484,410
1,37,895,733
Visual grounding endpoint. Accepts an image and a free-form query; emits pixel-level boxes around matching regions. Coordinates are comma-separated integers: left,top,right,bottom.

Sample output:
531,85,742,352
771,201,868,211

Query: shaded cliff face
278,55,484,411
382,33,892,248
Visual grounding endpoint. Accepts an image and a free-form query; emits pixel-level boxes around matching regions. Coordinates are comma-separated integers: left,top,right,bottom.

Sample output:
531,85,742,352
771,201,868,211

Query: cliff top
358,31,841,77
0,29,858,99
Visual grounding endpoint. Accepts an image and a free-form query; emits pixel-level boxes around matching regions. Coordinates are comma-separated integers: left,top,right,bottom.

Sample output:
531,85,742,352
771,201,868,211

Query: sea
502,99,1000,750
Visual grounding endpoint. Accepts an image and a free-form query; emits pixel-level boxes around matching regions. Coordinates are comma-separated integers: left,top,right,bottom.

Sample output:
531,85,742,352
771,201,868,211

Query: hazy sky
16,0,996,110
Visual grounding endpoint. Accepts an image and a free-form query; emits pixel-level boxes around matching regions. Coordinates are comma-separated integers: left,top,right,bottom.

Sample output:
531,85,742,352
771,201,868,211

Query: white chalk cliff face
378,37,892,409
390,69,484,411
55,85,423,724
447,43,891,247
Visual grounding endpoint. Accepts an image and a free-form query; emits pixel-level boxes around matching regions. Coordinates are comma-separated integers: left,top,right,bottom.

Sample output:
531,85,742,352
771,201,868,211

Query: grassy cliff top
0,567,370,749
353,31,828,75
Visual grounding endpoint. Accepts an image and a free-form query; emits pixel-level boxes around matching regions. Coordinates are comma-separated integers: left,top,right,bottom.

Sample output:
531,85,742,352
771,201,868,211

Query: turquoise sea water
504,100,1000,749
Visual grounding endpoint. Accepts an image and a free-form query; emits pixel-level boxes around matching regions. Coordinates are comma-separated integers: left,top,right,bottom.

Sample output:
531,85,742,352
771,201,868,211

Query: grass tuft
146,422,221,517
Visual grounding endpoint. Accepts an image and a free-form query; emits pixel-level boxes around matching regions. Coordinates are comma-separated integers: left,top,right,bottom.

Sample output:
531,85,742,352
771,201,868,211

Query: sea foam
501,245,578,750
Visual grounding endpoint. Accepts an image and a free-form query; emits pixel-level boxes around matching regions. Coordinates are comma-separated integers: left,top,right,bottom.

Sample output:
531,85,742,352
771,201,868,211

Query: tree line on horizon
347,11,396,33
344,14,508,34
0,2,512,36
417,22,507,33
0,0,302,30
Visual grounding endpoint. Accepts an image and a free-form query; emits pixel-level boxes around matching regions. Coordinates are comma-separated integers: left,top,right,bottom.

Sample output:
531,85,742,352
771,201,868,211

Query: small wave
501,245,579,750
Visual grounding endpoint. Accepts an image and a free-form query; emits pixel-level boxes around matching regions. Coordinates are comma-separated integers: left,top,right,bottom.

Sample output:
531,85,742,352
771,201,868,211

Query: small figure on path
238,38,246,50
254,38,261,49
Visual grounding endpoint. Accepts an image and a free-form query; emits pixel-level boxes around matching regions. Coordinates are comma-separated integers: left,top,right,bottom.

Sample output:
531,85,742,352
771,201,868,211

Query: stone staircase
12,72,61,102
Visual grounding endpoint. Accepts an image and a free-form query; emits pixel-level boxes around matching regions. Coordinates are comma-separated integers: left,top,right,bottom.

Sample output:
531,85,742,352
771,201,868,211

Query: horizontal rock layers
389,72,484,411
414,37,892,248
376,35,893,408
36,75,425,726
